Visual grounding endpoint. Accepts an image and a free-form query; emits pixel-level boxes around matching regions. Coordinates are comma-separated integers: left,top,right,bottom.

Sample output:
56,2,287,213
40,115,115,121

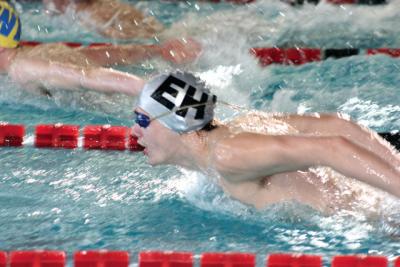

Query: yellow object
0,1,21,48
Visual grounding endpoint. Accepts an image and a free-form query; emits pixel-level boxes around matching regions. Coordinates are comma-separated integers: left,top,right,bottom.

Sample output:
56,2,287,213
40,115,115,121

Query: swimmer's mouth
137,140,147,154
137,140,146,147
131,132,146,152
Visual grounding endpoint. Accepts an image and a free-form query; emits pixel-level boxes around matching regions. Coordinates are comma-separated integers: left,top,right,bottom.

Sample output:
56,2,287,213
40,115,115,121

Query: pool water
1,0,400,264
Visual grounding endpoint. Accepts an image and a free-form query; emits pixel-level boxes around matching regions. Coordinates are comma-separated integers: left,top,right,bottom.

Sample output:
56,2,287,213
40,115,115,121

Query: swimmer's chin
144,153,159,166
146,159,164,167
145,155,169,167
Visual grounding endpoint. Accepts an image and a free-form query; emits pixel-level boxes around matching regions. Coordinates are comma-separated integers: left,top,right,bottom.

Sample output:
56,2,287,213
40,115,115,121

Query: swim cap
0,1,21,48
137,71,217,133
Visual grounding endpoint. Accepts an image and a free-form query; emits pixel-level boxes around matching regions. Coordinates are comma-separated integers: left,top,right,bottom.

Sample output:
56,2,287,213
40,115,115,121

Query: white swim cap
137,71,217,133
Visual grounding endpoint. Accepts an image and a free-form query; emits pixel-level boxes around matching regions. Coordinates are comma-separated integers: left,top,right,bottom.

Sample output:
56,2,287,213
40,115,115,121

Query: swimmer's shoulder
226,111,297,135
207,126,264,177
228,111,274,126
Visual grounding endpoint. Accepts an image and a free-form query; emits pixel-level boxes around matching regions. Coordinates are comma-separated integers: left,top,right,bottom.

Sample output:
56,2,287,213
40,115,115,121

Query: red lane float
367,48,400,57
267,254,322,267
0,252,6,267
139,251,193,267
201,253,255,267
251,47,400,66
0,123,144,151
83,125,129,150
0,251,399,267
10,251,65,267
75,251,129,267
250,48,321,66
332,255,388,267
35,124,79,149
395,257,400,267
0,124,25,147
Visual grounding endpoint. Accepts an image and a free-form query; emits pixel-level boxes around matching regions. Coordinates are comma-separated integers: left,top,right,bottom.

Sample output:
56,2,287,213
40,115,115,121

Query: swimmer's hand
160,38,202,64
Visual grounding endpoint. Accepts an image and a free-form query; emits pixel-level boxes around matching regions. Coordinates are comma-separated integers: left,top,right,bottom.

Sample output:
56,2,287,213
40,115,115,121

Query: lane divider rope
19,41,400,67
0,123,144,151
0,251,398,267
0,123,399,151
250,47,400,66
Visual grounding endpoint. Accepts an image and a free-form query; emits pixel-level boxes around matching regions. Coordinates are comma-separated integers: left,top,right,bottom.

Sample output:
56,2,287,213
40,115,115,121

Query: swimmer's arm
8,58,145,96
42,0,67,14
215,133,400,197
273,113,400,165
77,44,162,67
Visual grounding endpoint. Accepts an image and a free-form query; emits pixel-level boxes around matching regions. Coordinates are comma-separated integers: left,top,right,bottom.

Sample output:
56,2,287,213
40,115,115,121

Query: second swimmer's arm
78,38,202,66
78,44,162,67
215,133,400,197
8,58,145,96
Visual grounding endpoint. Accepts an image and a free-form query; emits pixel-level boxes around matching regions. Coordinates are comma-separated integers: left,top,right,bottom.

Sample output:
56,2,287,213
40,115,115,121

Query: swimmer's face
132,108,181,165
0,48,14,73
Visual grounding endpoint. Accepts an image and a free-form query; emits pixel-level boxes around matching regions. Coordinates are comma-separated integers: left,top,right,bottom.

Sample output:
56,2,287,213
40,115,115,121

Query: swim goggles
133,102,218,129
134,111,152,128
134,100,243,129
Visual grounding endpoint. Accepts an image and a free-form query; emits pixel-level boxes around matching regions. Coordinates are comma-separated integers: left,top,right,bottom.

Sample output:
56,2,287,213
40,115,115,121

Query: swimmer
131,71,400,213
0,2,200,96
42,0,254,40
42,0,163,39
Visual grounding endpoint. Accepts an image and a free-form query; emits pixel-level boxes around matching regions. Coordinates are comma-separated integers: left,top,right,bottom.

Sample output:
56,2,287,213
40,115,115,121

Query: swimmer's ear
38,87,52,98
43,89,52,98
18,85,52,97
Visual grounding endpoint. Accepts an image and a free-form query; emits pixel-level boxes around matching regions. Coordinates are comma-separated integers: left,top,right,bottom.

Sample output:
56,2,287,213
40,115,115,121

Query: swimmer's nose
131,124,143,138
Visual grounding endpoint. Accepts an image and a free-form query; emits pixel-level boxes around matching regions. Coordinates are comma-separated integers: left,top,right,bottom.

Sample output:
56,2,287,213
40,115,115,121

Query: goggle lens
134,111,151,128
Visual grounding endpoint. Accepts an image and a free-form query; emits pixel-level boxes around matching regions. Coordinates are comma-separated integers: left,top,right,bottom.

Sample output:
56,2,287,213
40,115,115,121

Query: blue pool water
1,0,400,264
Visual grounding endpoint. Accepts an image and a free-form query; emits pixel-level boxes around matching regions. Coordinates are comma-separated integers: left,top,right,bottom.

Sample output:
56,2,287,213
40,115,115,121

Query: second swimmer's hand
160,38,202,64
